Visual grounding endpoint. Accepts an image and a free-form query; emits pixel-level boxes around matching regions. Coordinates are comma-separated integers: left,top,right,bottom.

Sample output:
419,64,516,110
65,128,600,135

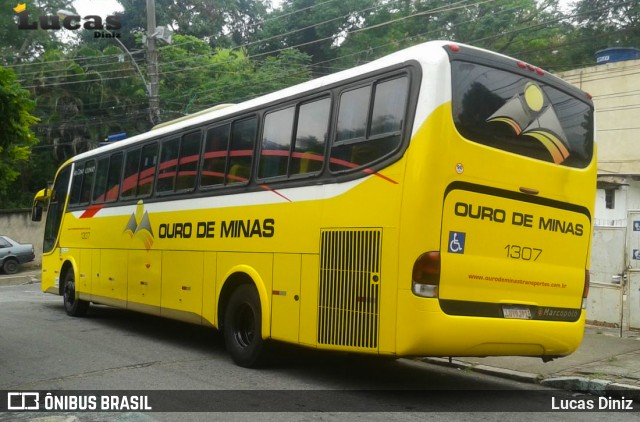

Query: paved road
1,283,637,421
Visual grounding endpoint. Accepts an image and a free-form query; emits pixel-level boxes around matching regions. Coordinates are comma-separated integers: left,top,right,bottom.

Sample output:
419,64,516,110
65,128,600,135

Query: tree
115,0,268,48
0,66,39,207
21,45,149,163
157,34,312,119
564,0,640,66
253,0,374,76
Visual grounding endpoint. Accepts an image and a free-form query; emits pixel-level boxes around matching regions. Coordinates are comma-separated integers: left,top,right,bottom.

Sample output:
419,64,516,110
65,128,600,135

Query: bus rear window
451,61,593,168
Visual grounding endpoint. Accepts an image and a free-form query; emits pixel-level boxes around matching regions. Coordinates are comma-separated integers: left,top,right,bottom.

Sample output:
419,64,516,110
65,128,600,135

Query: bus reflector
582,270,590,309
412,252,441,298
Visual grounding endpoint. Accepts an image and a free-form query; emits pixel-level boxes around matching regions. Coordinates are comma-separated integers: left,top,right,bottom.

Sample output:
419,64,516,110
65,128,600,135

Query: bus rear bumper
395,290,585,358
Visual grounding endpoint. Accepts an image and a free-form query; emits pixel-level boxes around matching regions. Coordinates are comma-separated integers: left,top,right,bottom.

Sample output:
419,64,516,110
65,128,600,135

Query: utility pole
146,0,160,125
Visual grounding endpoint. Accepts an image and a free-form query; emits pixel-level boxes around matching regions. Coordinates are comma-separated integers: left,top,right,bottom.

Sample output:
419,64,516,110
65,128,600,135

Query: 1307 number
504,244,542,261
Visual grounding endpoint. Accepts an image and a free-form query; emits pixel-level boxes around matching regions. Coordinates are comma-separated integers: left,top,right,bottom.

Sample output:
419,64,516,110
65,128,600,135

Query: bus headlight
412,251,441,298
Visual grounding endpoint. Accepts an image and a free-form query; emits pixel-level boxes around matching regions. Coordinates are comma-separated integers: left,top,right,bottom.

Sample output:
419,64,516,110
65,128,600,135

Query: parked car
0,235,35,275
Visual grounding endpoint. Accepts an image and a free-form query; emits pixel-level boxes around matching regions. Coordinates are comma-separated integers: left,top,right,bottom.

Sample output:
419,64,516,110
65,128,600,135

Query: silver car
0,235,35,275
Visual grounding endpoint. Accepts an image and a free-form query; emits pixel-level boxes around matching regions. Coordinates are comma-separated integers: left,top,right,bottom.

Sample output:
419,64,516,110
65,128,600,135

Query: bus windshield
451,61,594,168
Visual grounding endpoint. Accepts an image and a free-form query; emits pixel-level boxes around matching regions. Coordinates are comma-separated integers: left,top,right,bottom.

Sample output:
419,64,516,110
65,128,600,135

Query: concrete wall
558,59,640,175
586,282,623,327
590,226,626,284
0,209,44,266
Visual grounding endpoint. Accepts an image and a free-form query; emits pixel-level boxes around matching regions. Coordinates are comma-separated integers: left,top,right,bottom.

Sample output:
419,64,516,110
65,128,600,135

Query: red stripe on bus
258,184,292,202
80,204,104,218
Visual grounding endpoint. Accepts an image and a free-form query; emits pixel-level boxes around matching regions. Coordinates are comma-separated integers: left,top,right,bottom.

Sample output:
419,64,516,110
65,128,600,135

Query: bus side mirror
32,202,43,222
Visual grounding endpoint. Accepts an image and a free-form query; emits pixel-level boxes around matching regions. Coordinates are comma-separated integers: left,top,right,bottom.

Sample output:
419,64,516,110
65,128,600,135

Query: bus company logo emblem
448,231,465,254
486,82,570,165
123,200,154,250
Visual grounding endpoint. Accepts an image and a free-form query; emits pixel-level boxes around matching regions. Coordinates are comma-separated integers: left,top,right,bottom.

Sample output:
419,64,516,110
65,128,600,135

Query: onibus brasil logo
13,2,121,38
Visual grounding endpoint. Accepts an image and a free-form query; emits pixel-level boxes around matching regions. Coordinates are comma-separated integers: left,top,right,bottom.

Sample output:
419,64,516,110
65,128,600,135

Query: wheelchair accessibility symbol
448,231,466,254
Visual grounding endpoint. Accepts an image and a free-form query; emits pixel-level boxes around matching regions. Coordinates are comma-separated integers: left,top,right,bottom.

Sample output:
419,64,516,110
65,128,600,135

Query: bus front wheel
62,270,89,317
223,284,267,367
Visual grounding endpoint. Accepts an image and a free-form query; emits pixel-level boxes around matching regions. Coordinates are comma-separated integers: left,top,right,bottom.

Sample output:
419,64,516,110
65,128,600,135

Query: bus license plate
502,306,532,320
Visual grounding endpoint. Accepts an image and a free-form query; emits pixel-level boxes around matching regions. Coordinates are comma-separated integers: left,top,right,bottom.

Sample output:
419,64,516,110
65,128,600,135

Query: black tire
223,284,267,367
2,259,19,275
63,270,89,317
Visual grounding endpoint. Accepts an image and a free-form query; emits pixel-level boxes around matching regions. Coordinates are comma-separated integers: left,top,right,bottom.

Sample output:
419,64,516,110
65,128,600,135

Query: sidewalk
422,325,640,399
3,269,639,399
0,265,41,286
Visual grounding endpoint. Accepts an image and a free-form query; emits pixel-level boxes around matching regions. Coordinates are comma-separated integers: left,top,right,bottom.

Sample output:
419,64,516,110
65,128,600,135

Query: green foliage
0,66,39,207
158,35,311,119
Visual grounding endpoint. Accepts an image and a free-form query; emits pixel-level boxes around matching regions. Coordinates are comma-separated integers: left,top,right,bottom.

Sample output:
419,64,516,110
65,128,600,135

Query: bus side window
157,138,179,194
176,131,202,192
259,107,294,180
138,142,158,197
105,153,123,202
330,75,408,172
291,97,330,176
201,123,230,188
93,157,110,203
68,164,84,206
366,76,408,159
121,148,141,200
226,117,257,186
79,161,96,205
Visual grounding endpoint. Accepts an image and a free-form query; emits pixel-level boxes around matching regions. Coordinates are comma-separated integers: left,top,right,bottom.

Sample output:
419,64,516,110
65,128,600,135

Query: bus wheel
2,258,18,275
62,270,89,317
223,284,267,367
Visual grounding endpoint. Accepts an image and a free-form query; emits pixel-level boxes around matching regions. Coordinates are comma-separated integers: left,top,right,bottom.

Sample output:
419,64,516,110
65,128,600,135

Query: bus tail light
582,270,590,309
412,252,441,298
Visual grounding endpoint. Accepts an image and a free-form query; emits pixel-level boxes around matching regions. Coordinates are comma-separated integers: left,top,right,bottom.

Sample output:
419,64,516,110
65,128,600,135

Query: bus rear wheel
223,284,267,367
63,270,89,317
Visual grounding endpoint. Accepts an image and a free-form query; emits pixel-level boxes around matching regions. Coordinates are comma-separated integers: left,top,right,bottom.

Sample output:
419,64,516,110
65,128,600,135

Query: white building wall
557,60,640,328
558,59,640,175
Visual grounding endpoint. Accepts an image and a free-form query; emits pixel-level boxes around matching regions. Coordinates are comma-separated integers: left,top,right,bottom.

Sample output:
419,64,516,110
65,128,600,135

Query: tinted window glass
157,138,179,193
105,153,122,202
331,76,408,172
93,157,109,203
227,117,257,185
121,149,141,199
44,166,71,253
370,77,407,136
69,164,83,206
79,161,95,205
259,107,294,179
176,131,201,192
336,86,370,143
292,97,329,175
201,124,230,188
451,61,593,168
138,143,158,197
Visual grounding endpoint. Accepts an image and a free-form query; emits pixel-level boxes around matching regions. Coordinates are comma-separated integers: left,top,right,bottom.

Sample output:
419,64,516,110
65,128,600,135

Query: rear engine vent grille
318,228,382,349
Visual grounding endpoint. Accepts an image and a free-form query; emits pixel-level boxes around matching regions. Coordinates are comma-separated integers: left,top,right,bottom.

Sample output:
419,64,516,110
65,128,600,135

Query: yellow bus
32,41,595,367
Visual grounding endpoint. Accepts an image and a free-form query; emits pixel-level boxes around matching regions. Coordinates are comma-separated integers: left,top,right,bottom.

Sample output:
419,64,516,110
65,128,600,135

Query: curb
422,357,542,384
0,274,40,287
421,357,640,400
541,376,640,400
